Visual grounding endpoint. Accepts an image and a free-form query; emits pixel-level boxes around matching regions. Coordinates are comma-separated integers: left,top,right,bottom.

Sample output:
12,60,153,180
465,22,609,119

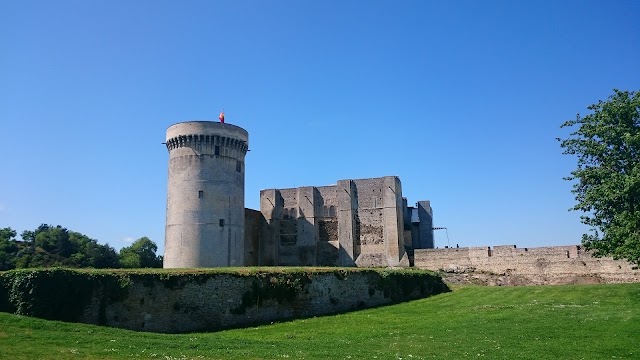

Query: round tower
164,121,249,268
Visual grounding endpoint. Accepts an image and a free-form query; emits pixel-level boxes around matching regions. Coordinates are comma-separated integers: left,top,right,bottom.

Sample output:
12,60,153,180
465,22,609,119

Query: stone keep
164,121,249,268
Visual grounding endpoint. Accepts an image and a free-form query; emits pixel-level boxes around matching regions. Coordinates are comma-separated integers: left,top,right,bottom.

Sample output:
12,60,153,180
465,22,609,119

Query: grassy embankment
1,283,639,359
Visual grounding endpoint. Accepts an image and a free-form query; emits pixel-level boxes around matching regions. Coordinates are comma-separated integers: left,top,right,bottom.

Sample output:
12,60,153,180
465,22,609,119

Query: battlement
414,244,640,284
166,121,249,141
165,121,249,162
165,134,248,154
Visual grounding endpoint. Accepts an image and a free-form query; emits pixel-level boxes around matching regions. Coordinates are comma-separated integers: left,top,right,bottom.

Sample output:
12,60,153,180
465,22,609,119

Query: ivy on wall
0,268,130,322
0,267,449,329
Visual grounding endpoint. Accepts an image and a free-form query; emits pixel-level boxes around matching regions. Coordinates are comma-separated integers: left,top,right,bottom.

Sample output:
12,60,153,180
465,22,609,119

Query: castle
249,177,433,267
163,121,433,268
162,120,640,283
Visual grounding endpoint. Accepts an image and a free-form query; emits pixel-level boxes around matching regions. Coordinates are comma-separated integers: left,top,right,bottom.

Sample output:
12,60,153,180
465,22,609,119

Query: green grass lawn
1,283,639,360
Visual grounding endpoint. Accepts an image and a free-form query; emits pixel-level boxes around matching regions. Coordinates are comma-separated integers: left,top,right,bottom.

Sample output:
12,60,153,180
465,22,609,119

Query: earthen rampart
0,268,448,333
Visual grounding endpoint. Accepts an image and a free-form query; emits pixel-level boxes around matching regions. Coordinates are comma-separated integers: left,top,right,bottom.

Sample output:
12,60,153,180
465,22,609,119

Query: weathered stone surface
164,121,249,268
414,245,640,285
256,176,422,267
0,269,447,333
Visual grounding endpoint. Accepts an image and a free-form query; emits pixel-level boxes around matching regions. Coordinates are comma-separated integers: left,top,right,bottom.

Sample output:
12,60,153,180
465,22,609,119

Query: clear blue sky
1,0,638,252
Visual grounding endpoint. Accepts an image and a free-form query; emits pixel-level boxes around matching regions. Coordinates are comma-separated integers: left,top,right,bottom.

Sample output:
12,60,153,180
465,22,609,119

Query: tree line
0,224,162,271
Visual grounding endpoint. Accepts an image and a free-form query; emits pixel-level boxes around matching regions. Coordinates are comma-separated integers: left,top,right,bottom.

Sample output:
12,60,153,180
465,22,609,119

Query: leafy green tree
0,227,19,270
0,228,17,242
2,225,156,269
559,89,640,265
17,225,51,267
119,237,162,268
20,224,52,244
7,224,120,269
83,240,120,268
35,225,72,258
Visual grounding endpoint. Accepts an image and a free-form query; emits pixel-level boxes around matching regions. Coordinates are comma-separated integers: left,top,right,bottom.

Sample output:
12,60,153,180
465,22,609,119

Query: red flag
219,111,225,123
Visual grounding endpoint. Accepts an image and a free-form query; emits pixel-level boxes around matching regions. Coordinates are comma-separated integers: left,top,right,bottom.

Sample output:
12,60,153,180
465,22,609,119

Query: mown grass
1,283,639,359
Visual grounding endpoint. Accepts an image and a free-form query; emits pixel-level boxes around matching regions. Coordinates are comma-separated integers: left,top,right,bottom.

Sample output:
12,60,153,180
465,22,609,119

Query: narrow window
236,161,242,172
198,190,204,198
215,146,220,155
219,219,225,227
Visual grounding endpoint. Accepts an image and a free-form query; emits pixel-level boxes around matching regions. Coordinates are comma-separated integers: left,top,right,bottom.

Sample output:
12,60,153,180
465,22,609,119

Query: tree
119,237,162,268
0,227,19,270
35,225,72,257
20,224,53,244
0,228,17,242
82,240,120,268
1,225,158,269
559,89,640,265
7,224,120,269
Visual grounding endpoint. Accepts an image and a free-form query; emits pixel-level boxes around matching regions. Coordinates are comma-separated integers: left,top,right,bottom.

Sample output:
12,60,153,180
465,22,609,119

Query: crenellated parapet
413,244,640,284
165,134,249,154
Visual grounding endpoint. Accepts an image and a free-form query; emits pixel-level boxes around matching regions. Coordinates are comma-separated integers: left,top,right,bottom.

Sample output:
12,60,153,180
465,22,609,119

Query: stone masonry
414,245,640,284
160,120,640,282
162,121,434,268
75,270,447,333
164,121,249,268
254,176,434,267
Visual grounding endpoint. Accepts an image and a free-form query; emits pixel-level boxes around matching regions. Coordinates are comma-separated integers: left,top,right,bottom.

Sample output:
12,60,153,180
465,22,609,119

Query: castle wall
257,176,409,267
337,179,357,266
295,186,318,266
415,201,434,249
314,185,339,266
276,188,301,266
244,209,272,266
414,245,640,284
351,177,406,267
78,270,446,333
0,269,448,334
316,185,338,210
258,189,282,265
382,176,406,266
352,178,385,267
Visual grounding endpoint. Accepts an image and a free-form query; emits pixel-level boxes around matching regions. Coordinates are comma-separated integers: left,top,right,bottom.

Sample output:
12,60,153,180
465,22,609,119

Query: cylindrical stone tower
164,121,249,268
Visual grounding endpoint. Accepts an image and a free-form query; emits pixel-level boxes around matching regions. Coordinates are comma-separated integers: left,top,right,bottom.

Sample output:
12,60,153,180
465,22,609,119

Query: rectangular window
215,146,220,155
236,161,242,172
198,190,204,198
219,219,225,227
